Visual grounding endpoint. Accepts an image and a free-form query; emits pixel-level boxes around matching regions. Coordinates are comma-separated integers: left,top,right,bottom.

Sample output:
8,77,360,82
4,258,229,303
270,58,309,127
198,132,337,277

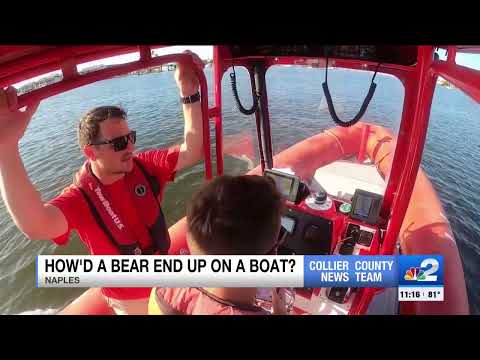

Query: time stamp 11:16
398,287,444,301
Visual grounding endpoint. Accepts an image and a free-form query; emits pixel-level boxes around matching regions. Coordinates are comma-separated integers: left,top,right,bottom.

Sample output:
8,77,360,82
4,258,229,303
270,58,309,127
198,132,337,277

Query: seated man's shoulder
149,287,190,315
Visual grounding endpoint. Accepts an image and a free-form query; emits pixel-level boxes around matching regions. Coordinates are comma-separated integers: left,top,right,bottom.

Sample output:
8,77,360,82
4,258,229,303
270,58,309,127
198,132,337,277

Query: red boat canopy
1,45,479,105
0,45,169,92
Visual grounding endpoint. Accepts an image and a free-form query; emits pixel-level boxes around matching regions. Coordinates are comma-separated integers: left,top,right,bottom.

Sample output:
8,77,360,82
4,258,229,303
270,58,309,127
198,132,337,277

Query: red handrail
381,46,437,256
352,46,437,315
432,60,480,103
213,45,224,176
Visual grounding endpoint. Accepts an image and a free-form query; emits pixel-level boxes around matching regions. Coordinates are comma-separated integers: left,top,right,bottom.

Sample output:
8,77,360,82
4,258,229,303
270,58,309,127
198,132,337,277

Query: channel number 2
419,258,439,282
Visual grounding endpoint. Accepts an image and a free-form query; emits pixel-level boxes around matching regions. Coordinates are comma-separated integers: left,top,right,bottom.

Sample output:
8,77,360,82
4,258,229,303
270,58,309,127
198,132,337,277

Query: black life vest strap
133,158,170,254
78,187,147,255
133,158,160,198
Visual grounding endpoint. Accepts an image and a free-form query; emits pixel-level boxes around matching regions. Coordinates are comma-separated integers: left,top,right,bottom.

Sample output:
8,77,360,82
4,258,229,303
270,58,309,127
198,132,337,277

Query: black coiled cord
322,57,381,127
230,67,259,115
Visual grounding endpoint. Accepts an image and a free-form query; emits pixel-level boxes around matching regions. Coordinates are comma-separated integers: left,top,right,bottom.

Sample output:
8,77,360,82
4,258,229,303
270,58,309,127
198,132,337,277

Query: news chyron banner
36,255,444,301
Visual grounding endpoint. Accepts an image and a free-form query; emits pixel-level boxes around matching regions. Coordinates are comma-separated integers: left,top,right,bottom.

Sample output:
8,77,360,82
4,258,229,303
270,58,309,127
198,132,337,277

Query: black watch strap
180,91,201,104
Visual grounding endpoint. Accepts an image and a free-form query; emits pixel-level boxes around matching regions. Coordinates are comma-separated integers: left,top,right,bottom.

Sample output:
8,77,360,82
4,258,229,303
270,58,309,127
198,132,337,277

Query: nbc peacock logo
404,267,426,281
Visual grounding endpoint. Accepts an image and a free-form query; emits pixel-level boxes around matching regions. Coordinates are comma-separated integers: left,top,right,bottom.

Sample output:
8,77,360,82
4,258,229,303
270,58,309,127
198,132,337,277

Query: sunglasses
90,131,137,152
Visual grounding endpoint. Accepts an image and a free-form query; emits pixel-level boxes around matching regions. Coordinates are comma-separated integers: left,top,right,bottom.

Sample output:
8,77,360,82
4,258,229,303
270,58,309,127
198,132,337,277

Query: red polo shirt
48,146,180,300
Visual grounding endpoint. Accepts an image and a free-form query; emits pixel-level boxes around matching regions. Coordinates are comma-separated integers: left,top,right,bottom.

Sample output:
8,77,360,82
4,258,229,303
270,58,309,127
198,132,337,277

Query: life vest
75,158,170,255
148,287,271,315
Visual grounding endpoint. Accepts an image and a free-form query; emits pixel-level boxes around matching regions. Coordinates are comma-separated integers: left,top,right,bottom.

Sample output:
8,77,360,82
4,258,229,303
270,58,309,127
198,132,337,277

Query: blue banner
304,255,444,288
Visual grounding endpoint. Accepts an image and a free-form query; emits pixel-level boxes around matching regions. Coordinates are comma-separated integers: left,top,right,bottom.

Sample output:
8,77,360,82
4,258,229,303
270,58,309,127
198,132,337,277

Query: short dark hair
187,175,283,255
77,106,127,148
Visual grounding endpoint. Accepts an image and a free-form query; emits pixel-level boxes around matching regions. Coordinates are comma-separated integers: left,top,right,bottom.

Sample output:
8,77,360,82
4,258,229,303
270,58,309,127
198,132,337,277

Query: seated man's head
78,106,136,174
186,175,283,255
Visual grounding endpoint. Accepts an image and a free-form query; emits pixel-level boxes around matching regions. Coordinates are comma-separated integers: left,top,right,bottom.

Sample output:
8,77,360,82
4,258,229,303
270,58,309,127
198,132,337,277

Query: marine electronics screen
264,169,300,203
353,195,373,218
350,189,383,224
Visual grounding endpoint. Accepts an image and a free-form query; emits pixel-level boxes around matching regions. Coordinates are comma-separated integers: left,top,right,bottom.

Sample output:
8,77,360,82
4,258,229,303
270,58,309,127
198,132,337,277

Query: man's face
89,118,135,174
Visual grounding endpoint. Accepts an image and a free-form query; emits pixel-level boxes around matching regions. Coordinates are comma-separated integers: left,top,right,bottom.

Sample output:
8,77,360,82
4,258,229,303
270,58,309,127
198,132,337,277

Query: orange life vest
149,287,270,315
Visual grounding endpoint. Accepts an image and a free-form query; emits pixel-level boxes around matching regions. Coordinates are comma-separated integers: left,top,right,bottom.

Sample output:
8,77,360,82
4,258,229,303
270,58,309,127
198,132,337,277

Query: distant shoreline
16,59,213,95
16,62,452,96
437,78,454,89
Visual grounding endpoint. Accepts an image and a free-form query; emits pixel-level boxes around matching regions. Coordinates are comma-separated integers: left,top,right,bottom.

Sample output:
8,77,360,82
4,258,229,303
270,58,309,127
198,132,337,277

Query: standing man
0,50,205,314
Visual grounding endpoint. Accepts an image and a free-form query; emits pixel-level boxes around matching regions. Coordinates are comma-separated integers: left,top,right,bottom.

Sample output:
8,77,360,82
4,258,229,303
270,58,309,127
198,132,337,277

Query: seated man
148,175,290,315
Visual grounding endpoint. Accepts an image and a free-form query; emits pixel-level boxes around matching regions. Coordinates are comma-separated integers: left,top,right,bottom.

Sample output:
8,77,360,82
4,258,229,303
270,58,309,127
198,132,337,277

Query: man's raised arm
0,87,67,240
174,51,206,171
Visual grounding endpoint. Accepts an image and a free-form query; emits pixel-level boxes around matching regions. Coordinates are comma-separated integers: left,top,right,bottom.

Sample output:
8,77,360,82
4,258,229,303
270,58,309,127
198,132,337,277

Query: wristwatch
180,91,201,104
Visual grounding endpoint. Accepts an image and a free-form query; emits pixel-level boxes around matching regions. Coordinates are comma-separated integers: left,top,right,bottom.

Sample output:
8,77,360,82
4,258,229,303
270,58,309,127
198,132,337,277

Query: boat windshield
265,65,404,200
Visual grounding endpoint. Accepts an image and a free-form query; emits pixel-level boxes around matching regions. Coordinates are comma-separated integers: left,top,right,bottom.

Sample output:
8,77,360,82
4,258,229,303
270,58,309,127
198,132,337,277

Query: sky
436,48,480,70
12,46,480,88
77,45,214,71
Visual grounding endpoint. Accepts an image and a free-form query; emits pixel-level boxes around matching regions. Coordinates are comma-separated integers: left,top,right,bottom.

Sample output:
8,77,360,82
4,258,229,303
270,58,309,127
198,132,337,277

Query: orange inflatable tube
364,124,469,314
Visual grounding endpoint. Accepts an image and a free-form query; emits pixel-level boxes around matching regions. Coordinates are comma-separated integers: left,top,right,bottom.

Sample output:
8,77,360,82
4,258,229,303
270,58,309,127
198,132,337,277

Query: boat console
264,169,384,314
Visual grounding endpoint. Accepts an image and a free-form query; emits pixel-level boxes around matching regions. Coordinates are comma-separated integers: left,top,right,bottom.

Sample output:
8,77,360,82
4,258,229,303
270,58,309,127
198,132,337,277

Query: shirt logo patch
135,184,147,197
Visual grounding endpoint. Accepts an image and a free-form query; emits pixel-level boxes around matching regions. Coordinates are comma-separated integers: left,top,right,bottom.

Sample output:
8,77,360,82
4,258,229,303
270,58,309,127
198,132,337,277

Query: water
0,66,478,315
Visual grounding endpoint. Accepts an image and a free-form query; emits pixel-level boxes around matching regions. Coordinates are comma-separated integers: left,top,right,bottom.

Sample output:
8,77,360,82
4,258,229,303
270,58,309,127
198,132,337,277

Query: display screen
264,170,299,202
275,176,294,198
281,216,296,234
353,195,373,217
350,189,383,224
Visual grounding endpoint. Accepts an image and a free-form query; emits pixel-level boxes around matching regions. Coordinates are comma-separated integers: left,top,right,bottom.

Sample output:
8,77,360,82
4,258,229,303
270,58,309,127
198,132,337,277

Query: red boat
0,45,475,315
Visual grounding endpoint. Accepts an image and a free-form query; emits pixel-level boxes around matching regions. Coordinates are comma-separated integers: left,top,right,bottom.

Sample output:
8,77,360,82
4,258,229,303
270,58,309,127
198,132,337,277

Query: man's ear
83,145,96,161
